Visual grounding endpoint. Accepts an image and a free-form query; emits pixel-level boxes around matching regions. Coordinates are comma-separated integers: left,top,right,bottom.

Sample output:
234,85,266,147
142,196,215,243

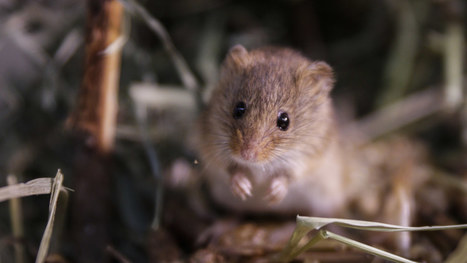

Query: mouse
196,45,359,216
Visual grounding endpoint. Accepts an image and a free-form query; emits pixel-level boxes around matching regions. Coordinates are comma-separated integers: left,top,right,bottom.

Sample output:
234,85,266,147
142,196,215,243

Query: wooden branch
67,0,123,154
68,0,123,262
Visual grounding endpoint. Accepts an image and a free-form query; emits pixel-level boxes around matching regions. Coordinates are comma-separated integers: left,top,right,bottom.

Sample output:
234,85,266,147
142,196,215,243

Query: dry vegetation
0,0,466,262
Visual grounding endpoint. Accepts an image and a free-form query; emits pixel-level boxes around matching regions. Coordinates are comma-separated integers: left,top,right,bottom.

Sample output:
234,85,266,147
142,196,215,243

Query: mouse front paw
264,176,288,205
230,172,252,201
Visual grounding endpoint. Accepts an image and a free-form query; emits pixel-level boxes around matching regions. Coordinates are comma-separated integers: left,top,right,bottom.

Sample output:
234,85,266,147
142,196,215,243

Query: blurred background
0,0,465,262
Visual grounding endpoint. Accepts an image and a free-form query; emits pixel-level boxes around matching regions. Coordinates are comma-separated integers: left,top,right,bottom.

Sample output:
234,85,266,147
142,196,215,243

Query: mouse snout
240,144,259,161
230,129,269,163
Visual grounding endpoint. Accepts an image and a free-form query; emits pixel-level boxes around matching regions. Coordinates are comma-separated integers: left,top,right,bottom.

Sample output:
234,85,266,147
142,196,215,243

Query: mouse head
205,45,335,167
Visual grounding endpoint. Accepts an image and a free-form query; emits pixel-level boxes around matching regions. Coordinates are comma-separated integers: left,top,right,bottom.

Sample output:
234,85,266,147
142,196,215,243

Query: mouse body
197,45,357,216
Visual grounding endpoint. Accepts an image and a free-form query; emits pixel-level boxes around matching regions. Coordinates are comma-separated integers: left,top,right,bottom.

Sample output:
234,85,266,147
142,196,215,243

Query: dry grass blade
296,216,467,232
279,216,467,263
0,170,68,262
280,229,416,263
323,231,416,263
0,178,53,202
35,170,65,263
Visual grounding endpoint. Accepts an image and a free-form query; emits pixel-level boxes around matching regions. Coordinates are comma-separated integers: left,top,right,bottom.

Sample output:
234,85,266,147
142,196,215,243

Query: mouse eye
277,111,290,131
233,101,246,119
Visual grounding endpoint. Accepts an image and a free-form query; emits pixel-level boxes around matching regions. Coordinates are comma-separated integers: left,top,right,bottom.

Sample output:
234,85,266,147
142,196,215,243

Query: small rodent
197,45,358,216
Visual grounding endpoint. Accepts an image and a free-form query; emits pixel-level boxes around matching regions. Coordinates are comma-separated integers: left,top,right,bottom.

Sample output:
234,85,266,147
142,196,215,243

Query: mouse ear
223,45,252,72
296,61,335,102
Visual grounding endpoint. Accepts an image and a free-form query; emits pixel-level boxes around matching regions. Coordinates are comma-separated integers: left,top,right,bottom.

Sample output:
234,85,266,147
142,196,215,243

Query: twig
443,20,464,111
35,170,65,263
443,18,466,147
129,83,195,110
106,246,133,263
101,12,130,56
67,0,123,153
117,0,200,94
42,28,84,110
68,2,123,261
354,88,442,142
463,106,467,147
48,185,69,256
52,28,84,68
195,13,225,101
7,175,25,263
2,13,49,67
134,104,163,230
377,0,421,107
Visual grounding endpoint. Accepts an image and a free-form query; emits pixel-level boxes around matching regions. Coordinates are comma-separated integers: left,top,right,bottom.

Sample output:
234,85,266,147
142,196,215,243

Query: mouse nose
230,129,265,162
240,148,258,161
239,136,263,162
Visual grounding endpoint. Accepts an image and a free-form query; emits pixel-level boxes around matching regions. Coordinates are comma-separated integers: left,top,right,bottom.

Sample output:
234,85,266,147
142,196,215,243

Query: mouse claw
231,172,252,201
264,176,288,205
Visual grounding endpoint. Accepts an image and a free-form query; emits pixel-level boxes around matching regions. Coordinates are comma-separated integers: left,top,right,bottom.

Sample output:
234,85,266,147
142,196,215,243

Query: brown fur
197,45,348,215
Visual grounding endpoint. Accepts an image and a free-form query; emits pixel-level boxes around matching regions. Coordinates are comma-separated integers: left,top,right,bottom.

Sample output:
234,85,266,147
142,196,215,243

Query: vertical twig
7,175,25,263
443,19,466,147
67,0,123,261
462,104,467,147
440,0,466,146
68,0,123,153
355,88,442,142
134,104,163,230
377,0,422,107
117,0,202,107
195,13,225,101
35,170,64,263
42,28,84,110
443,16,464,112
